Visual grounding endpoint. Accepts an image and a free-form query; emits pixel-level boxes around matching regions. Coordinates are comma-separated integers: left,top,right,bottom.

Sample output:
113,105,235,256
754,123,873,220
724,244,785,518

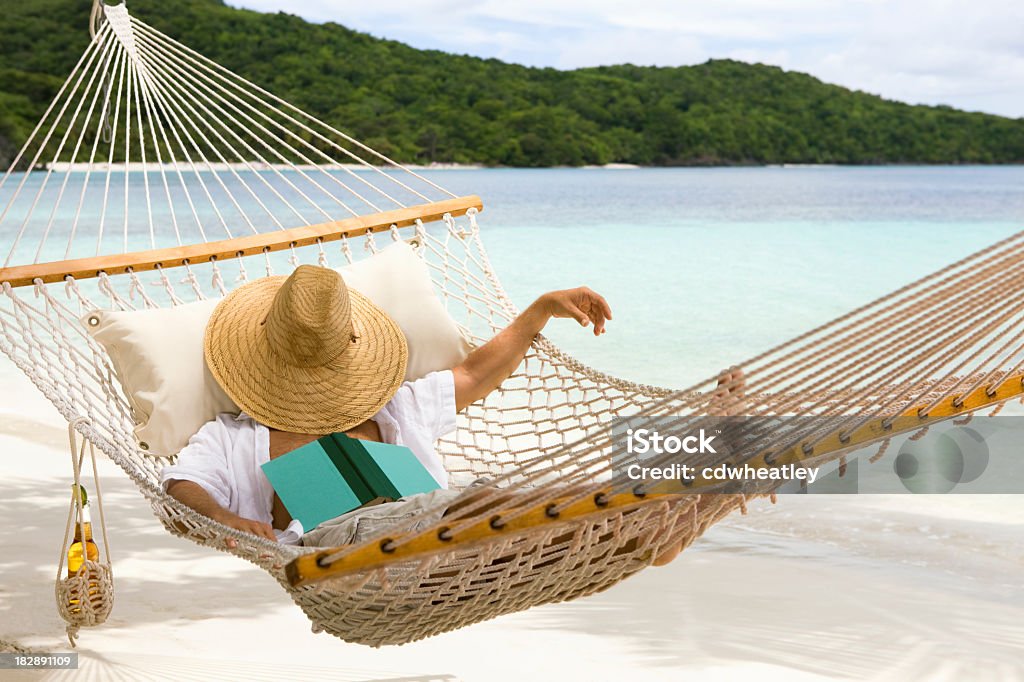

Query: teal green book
260,439,365,531
261,434,441,532
331,434,441,499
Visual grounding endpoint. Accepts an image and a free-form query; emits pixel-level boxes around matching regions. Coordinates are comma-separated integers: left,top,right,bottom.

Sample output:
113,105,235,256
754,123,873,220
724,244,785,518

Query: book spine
333,434,401,500
320,435,375,504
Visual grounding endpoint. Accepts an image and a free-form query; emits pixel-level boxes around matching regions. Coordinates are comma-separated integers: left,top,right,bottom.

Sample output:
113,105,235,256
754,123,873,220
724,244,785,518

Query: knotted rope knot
62,276,91,311
466,207,480,234
288,243,301,269
126,269,158,308
69,415,91,432
316,239,329,268
96,272,118,304
389,224,401,242
127,273,143,300
263,248,274,277
364,230,379,253
179,264,205,299
339,234,354,263
209,261,227,296
443,212,468,239
152,265,184,306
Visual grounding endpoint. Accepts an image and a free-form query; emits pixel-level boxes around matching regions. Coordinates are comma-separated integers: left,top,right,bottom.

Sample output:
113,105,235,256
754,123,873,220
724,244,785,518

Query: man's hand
540,287,613,336
214,510,277,547
166,479,277,548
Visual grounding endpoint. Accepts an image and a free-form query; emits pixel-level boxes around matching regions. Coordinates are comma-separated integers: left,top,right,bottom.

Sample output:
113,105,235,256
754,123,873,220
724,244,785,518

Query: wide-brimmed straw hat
204,264,408,434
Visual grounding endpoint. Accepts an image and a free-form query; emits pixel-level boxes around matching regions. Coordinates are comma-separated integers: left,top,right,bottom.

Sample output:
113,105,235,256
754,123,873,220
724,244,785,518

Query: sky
228,1,1024,118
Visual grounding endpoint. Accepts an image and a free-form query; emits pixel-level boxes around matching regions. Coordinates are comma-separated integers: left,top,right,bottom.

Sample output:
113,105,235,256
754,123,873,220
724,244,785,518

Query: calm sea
437,166,1024,386
2,166,1022,387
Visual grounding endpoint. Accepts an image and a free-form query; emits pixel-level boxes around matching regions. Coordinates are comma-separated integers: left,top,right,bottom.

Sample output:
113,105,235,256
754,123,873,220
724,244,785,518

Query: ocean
434,166,1024,386
2,165,1022,387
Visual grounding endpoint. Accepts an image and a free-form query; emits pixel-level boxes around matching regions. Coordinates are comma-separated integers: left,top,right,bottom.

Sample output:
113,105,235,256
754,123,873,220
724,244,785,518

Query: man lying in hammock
162,265,743,565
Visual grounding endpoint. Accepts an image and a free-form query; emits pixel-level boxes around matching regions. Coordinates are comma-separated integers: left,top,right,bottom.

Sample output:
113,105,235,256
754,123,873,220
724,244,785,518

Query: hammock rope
1,1,1022,646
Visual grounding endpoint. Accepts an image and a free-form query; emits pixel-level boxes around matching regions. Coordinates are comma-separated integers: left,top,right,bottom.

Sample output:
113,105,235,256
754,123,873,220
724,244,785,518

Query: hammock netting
2,2,1022,647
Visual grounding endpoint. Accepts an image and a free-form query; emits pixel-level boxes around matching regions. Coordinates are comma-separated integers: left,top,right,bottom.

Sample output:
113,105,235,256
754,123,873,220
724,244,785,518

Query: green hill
2,0,1023,167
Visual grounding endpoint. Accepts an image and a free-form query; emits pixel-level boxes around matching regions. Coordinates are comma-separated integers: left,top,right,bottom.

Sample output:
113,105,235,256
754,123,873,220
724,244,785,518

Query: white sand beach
2,364,1022,682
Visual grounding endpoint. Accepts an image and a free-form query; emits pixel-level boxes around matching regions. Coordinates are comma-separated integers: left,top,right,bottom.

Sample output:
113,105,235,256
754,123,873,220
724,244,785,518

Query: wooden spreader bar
0,195,483,288
285,372,1024,588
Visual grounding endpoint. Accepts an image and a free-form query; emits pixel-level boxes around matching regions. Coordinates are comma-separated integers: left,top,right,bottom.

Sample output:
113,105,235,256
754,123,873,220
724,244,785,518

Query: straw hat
204,265,408,434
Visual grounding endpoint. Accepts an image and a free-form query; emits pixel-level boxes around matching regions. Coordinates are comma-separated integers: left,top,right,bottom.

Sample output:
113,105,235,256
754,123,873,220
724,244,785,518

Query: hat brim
204,275,408,434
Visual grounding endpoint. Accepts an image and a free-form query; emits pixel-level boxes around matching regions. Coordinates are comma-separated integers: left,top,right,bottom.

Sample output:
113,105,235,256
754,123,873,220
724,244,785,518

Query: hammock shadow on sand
0,476,288,630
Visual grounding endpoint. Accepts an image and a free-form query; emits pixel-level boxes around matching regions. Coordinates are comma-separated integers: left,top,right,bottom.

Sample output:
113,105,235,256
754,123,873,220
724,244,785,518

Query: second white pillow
339,241,472,382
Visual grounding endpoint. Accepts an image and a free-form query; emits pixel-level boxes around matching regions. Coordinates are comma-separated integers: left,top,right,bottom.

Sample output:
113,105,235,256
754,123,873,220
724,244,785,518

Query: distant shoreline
41,161,487,172
33,161,1024,172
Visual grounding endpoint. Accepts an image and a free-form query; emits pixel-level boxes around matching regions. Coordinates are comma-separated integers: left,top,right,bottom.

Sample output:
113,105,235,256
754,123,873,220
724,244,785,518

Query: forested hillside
2,0,1023,167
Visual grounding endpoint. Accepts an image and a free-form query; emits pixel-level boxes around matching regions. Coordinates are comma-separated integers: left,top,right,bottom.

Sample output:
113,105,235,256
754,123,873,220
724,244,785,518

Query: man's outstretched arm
452,287,612,411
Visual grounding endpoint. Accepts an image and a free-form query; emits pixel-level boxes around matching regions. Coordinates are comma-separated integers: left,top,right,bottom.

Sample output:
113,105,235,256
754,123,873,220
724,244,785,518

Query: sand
2,366,1023,681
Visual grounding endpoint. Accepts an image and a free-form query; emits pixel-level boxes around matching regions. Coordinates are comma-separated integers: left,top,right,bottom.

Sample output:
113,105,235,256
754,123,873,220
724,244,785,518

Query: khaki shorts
301,478,490,548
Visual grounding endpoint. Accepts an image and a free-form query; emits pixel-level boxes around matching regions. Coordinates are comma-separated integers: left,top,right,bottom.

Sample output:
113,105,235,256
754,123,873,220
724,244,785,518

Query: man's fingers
567,304,590,327
593,292,613,321
711,368,748,416
250,525,274,542
258,523,276,541
717,368,742,390
581,289,611,332
230,521,277,543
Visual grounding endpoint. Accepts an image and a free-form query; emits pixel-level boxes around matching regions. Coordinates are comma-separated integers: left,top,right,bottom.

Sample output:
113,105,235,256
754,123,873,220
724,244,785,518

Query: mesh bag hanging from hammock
2,0,1024,647
55,420,114,646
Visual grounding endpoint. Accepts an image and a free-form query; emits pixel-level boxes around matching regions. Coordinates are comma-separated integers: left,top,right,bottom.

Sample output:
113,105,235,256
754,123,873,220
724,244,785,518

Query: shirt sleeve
160,414,234,509
393,369,458,441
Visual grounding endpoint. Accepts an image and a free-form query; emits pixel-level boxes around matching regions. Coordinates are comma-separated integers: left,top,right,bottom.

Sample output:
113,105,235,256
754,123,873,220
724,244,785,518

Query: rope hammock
2,1,1023,647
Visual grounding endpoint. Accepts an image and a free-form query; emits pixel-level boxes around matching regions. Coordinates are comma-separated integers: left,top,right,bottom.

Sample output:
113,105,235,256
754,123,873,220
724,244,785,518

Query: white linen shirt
160,370,457,542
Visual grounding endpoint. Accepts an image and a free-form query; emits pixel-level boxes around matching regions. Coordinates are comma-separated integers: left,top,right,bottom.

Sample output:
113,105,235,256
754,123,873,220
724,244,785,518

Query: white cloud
228,0,1024,117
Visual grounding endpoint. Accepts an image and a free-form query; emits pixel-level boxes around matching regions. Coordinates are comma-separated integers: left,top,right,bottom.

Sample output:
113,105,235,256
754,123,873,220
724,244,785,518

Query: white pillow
338,241,471,382
85,298,239,457
85,241,472,457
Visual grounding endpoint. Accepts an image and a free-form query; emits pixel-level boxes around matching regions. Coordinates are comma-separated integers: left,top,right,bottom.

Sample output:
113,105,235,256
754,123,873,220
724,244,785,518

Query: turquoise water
431,166,1023,386
2,166,1022,388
